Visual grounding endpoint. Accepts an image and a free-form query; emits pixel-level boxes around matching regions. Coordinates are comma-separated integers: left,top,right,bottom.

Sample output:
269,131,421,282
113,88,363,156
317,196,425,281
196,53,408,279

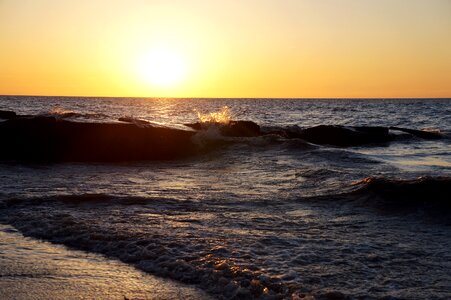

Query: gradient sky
1,0,450,98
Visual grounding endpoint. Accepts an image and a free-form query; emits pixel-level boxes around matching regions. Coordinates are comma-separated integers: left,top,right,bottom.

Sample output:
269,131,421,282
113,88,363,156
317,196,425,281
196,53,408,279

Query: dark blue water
0,96,450,299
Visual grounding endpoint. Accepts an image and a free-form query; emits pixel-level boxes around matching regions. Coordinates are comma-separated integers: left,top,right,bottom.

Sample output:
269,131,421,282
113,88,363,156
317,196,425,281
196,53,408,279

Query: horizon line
1,94,450,100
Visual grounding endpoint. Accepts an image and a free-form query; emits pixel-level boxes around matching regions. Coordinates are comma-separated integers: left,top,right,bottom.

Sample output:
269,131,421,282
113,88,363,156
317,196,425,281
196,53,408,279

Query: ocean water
0,96,450,299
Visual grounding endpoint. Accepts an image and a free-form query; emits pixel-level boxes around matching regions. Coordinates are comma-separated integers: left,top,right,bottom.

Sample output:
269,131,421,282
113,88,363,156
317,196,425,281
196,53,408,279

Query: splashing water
196,106,232,124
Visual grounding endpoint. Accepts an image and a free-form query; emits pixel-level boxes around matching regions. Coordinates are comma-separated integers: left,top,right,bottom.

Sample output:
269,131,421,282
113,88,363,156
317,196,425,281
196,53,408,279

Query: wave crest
351,176,451,213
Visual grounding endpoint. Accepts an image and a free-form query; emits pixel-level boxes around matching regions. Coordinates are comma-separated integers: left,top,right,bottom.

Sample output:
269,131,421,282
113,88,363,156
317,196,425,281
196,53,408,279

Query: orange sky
1,0,450,98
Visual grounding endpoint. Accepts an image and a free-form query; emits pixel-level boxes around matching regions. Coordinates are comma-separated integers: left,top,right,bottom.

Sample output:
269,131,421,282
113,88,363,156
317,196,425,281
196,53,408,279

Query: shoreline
0,224,211,300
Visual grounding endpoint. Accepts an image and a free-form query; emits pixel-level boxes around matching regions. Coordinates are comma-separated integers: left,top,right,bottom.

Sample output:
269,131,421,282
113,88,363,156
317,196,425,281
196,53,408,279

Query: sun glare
136,48,187,88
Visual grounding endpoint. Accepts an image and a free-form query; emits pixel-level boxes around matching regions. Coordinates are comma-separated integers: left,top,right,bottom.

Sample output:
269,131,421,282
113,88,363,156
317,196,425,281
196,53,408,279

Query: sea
0,96,450,299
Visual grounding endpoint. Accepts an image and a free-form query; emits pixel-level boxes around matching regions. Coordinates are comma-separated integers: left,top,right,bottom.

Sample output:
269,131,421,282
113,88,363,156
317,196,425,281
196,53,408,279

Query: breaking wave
349,176,451,212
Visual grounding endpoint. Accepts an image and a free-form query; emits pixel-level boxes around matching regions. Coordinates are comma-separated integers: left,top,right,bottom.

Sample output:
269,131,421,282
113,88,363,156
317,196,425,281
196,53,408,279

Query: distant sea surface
1,96,450,299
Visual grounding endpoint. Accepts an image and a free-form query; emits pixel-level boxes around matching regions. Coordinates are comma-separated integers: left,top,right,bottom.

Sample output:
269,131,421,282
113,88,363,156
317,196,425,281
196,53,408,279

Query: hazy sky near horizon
1,0,450,98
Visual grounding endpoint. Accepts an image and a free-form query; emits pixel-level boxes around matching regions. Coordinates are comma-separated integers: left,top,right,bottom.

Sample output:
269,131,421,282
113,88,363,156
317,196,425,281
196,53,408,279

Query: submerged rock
289,125,392,147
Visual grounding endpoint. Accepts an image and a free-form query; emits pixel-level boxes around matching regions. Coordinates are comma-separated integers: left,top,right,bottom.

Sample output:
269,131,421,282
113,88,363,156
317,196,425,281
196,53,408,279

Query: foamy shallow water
0,224,211,300
0,97,450,299
2,191,450,299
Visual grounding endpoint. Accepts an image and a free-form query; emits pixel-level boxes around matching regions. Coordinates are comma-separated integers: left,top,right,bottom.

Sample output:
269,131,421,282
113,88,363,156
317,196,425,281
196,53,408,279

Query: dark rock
184,122,202,130
221,121,261,137
0,117,197,162
294,125,392,147
0,110,17,119
185,120,261,137
353,126,389,136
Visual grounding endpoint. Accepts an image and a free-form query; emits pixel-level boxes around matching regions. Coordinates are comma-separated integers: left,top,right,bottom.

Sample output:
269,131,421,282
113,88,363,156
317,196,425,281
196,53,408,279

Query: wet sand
0,224,211,300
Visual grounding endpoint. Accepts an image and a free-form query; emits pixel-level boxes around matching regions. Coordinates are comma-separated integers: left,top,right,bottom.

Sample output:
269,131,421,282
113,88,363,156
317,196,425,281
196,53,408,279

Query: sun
136,47,187,88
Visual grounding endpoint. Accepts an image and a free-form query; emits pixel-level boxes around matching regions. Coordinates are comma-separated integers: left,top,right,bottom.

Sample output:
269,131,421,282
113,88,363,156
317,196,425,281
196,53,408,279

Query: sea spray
195,106,232,125
191,106,234,147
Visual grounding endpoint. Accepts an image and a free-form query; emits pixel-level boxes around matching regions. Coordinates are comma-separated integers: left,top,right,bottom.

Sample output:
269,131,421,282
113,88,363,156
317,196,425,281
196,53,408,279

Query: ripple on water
2,194,450,299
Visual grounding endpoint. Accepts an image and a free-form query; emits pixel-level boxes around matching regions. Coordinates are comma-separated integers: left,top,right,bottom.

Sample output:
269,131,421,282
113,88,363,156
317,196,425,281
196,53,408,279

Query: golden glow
0,0,450,98
136,47,187,88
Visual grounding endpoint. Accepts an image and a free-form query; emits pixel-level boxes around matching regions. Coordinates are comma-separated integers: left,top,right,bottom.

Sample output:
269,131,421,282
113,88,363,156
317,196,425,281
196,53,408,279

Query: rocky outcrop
0,110,443,162
0,116,197,162
0,110,17,119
